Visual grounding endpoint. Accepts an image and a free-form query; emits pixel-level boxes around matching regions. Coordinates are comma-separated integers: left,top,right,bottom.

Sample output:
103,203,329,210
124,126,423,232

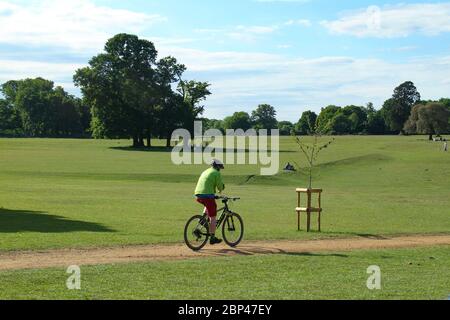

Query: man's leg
209,216,217,235
205,199,222,245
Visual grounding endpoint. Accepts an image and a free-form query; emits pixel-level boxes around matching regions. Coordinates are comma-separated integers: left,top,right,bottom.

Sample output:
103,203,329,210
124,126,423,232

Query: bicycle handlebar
215,196,241,202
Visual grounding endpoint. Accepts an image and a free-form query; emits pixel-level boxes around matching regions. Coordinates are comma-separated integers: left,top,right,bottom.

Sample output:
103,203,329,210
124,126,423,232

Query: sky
0,0,449,121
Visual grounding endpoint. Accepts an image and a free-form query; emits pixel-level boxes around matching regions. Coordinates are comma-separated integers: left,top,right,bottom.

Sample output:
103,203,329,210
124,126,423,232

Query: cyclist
195,159,225,245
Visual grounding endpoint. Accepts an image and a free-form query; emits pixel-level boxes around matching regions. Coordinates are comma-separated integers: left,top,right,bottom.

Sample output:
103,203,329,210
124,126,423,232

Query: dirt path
1,234,450,271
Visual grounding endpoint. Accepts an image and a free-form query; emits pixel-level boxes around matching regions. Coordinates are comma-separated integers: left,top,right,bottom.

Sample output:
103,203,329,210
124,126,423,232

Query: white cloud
158,46,450,120
194,19,310,43
322,3,450,38
285,19,312,27
254,0,311,3
0,59,84,91
0,0,167,52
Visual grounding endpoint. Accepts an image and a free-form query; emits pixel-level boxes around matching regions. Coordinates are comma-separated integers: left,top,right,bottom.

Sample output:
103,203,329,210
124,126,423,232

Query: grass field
0,246,448,300
0,136,449,251
1,136,449,300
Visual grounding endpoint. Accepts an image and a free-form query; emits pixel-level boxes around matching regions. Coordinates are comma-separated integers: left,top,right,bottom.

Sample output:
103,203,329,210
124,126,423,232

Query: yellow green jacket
195,168,225,196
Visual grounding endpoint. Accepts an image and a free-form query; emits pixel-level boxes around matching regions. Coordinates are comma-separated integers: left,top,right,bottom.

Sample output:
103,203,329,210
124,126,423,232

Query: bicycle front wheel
184,215,209,251
222,213,244,247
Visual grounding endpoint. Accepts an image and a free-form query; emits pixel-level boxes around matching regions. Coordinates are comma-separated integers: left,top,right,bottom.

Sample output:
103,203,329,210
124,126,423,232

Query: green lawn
0,246,448,300
0,136,449,251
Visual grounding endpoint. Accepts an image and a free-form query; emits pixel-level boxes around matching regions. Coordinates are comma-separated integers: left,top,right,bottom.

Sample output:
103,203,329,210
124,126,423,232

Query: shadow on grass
318,230,390,240
0,208,115,234
110,146,173,153
204,247,348,258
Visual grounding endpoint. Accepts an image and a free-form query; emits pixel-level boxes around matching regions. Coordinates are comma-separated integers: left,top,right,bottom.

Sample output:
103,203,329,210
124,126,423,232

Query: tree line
204,82,450,139
1,33,449,143
0,34,210,147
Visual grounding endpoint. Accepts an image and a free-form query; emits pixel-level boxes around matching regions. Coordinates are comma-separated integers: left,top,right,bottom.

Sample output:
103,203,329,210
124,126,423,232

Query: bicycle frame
199,199,236,233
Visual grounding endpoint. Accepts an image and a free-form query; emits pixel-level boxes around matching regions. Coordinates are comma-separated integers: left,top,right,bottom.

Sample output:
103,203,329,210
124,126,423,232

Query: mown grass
0,136,449,251
0,246,448,300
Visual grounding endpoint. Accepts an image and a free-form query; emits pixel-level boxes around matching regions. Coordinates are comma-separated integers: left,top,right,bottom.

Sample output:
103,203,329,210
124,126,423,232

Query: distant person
194,159,225,245
284,162,296,172
444,141,448,152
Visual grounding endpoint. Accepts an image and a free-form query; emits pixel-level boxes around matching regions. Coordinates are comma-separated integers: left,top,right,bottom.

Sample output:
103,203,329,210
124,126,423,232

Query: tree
327,113,352,135
342,105,367,134
177,80,211,135
439,98,450,109
295,111,317,135
0,98,21,135
223,112,252,131
404,102,450,140
366,111,386,135
154,56,188,147
382,82,421,134
251,104,278,132
74,34,160,147
278,121,294,136
316,105,340,134
1,78,83,137
202,118,224,133
393,81,421,109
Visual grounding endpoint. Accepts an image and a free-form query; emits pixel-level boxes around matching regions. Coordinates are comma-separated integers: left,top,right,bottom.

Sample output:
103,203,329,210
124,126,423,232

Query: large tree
74,34,161,147
382,81,421,134
404,102,450,140
251,104,278,132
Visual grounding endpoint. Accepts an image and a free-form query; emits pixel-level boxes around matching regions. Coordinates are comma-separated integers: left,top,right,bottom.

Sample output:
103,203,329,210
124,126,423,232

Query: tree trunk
133,135,139,148
429,133,433,141
146,135,152,148
138,135,144,148
166,135,171,148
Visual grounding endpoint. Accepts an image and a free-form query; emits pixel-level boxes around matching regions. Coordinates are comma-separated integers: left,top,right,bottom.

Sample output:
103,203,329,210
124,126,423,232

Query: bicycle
184,196,244,251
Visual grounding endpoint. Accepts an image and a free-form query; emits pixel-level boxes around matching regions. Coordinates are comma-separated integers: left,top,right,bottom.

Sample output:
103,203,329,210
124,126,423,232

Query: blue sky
0,0,449,121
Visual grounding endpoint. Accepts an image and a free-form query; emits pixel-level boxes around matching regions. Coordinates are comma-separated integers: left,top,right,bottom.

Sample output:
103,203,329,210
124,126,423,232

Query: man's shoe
210,236,223,245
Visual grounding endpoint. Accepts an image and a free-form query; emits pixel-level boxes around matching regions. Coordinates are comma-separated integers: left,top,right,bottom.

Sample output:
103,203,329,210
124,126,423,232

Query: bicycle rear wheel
184,215,209,251
222,213,244,247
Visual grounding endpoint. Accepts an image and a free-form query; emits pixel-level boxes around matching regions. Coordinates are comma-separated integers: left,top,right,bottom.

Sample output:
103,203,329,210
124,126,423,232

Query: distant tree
393,81,421,109
277,121,294,136
382,82,421,134
75,99,92,136
155,56,188,147
404,102,450,140
202,118,224,133
51,86,83,136
316,105,340,134
327,113,352,135
367,111,386,135
177,80,211,135
295,111,317,135
223,112,252,131
251,104,278,132
439,98,450,109
0,98,21,135
1,78,84,137
342,105,367,134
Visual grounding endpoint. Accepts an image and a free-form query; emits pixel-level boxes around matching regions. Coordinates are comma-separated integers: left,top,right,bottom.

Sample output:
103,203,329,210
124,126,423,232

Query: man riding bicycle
195,159,225,245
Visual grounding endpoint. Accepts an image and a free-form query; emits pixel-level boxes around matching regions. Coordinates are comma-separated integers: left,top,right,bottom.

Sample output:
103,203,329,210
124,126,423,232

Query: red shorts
196,198,217,218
